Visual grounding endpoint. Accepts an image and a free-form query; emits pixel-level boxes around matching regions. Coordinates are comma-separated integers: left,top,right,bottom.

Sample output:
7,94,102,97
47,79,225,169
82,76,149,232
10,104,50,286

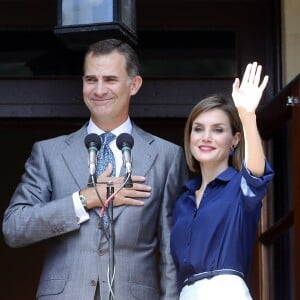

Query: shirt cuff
73,192,90,224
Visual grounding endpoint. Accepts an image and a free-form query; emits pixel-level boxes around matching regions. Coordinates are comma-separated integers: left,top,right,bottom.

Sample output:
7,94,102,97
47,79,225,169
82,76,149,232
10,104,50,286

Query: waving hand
232,62,269,113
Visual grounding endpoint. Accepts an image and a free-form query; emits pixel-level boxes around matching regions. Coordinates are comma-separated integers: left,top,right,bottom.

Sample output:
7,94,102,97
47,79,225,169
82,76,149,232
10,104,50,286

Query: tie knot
100,132,115,145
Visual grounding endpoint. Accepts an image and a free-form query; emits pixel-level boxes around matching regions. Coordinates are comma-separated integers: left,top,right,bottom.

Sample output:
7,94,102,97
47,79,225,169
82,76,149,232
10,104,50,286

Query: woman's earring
230,145,235,157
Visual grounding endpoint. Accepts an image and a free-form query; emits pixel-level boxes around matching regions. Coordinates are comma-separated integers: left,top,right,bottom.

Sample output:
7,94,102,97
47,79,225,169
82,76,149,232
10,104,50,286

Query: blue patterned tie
96,132,116,177
96,132,116,230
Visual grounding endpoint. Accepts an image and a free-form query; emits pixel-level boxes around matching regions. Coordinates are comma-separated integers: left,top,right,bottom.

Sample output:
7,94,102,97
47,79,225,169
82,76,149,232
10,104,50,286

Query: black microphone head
84,133,101,150
116,133,134,149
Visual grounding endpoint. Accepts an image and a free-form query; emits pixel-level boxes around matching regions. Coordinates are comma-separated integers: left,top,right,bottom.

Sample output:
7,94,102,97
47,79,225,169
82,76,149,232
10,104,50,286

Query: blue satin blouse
170,161,274,291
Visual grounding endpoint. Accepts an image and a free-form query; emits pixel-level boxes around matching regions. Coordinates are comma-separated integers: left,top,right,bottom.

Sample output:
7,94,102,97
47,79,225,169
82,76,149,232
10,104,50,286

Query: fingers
116,181,151,204
97,163,113,179
241,63,252,87
243,62,266,86
125,185,151,197
248,62,258,84
113,186,151,206
95,168,151,207
85,171,151,208
131,181,151,192
253,64,262,86
119,183,151,200
122,198,145,206
251,62,268,91
232,78,240,94
259,75,269,92
97,165,146,182
241,62,258,85
232,77,239,88
131,175,147,182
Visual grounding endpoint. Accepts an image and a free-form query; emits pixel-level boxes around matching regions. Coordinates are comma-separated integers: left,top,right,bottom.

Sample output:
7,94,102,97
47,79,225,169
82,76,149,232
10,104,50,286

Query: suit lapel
62,126,90,189
131,125,157,177
112,124,158,220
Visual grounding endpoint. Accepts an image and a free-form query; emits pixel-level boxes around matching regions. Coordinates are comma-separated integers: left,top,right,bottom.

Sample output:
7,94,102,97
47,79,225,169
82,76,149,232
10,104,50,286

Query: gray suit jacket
3,123,189,300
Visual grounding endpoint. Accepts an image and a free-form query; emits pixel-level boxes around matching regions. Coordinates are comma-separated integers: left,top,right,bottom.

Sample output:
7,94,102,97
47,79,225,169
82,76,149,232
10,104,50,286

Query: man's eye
84,77,96,83
105,78,118,83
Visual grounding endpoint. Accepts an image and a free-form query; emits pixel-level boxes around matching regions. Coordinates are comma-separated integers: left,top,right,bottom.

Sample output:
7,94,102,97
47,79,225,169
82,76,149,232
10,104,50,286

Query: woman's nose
202,129,211,141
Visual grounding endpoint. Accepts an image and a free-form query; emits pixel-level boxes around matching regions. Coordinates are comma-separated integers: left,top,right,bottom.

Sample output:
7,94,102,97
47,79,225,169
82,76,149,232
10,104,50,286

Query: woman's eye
193,126,203,132
214,128,223,133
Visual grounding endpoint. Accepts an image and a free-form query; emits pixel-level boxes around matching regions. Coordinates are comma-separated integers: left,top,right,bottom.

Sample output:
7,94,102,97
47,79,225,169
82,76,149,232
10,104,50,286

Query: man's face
83,51,142,130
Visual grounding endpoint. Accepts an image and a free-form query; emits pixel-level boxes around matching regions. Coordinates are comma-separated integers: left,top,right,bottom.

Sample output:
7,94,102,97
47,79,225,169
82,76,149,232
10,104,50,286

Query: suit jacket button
90,280,97,286
98,249,104,256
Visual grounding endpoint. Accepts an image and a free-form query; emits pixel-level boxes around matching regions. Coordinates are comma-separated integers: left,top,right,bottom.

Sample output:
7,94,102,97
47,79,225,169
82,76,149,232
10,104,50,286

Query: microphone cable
92,172,132,300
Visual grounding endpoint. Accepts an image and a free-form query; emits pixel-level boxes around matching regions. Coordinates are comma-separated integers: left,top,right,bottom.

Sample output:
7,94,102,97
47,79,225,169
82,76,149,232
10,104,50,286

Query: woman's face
190,108,240,168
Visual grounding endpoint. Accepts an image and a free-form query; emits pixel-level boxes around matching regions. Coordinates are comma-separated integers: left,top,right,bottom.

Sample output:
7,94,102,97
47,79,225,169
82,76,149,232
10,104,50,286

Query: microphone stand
123,172,133,188
107,181,115,300
87,174,97,187
94,174,131,299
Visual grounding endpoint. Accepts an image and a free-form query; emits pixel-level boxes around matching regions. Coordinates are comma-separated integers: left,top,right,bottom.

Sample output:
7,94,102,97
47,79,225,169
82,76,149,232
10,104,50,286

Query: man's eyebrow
103,75,119,80
83,75,96,79
82,75,119,79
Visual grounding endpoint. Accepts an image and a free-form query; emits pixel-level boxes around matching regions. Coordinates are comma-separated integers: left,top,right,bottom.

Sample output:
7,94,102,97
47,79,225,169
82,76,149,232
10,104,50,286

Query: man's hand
80,164,151,209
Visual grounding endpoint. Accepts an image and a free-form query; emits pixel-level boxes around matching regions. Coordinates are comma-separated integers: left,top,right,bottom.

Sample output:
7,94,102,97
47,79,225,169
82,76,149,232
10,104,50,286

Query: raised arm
232,62,269,176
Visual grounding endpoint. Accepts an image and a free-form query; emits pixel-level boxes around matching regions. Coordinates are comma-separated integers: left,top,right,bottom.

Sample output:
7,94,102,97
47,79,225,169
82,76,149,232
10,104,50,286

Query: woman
170,62,274,299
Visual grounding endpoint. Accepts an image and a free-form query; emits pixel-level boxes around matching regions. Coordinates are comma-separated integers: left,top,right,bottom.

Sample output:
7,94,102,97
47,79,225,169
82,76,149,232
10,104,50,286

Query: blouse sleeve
240,159,274,211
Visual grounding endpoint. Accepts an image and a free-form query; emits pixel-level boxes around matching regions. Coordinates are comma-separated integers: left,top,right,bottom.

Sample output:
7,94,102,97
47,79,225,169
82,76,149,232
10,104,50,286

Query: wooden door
256,74,300,299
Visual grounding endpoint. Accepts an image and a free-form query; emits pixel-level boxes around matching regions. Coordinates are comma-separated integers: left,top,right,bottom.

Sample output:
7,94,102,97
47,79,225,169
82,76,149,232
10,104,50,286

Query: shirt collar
185,166,238,191
87,117,132,137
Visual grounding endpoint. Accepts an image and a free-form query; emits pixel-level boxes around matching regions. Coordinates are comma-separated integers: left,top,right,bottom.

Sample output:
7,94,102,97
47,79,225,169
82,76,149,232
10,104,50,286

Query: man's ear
130,75,143,96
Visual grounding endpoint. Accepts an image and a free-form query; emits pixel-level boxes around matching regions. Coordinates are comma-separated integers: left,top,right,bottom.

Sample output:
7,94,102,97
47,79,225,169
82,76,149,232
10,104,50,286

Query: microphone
116,133,134,187
84,133,102,184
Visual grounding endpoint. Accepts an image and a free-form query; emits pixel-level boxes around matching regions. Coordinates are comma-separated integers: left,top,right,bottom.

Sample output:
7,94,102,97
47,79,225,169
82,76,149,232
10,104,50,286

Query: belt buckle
186,275,196,286
185,270,216,286
206,271,214,279
186,276,194,285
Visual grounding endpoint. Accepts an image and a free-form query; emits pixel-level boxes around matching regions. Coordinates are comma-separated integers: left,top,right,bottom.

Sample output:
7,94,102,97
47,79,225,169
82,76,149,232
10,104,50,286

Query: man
2,39,188,299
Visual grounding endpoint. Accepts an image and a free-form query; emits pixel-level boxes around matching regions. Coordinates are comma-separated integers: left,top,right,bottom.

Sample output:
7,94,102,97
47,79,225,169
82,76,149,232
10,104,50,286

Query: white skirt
179,274,253,300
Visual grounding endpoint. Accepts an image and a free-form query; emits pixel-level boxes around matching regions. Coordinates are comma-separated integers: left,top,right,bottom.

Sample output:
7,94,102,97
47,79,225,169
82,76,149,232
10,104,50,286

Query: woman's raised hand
232,62,269,113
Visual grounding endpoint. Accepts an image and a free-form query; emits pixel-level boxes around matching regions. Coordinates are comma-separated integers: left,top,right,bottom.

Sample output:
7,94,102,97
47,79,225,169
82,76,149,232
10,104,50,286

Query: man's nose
94,81,106,95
